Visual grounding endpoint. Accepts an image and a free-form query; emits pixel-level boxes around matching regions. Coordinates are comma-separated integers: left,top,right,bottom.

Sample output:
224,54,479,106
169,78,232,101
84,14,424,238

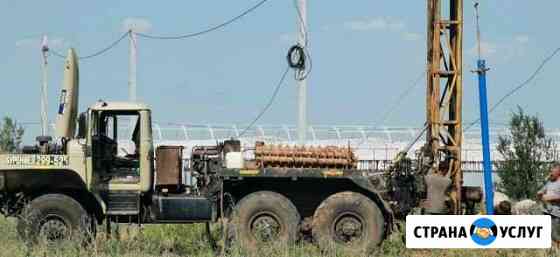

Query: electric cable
238,66,290,137
288,43,311,81
287,45,305,69
49,31,130,60
355,70,426,146
465,46,560,131
377,71,426,127
135,0,271,40
46,0,271,58
49,49,67,58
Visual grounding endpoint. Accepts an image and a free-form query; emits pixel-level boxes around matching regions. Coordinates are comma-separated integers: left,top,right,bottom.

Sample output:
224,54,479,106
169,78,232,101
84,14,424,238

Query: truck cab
84,101,213,221
85,101,154,215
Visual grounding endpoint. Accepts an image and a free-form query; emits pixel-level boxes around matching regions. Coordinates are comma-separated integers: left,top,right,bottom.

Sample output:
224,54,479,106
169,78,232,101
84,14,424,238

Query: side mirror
77,112,87,139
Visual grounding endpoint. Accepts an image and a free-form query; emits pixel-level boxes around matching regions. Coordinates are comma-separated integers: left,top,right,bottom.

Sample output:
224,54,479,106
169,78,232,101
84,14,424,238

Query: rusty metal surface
254,142,357,169
220,167,361,178
155,145,184,191
426,0,463,214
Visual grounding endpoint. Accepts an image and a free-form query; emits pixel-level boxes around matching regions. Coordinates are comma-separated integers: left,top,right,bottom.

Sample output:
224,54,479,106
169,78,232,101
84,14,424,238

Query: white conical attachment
55,48,79,139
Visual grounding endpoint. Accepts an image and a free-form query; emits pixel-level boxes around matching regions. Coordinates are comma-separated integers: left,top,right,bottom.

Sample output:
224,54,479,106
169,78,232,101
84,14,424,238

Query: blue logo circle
469,218,498,246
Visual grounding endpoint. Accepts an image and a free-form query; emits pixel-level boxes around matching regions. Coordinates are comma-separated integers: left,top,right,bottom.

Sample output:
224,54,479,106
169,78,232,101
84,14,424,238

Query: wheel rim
249,212,282,242
332,212,364,244
39,214,70,242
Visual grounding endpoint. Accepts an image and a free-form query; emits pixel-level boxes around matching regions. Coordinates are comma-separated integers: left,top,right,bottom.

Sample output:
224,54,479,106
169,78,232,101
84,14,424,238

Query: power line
46,0,271,59
49,31,130,60
79,31,129,60
465,46,560,131
49,49,67,58
43,0,276,61
238,66,290,137
135,0,271,40
377,70,425,126
355,70,425,146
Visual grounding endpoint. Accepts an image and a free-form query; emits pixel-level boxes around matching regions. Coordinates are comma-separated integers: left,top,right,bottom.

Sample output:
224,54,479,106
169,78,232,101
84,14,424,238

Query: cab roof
89,101,150,111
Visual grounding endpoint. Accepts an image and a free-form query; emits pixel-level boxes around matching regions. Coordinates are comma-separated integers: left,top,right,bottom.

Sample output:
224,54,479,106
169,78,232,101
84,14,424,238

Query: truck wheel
312,191,385,254
17,194,93,244
230,191,300,251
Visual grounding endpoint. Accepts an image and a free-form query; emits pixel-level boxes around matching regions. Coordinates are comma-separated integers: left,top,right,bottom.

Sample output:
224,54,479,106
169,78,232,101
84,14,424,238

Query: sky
1,0,559,132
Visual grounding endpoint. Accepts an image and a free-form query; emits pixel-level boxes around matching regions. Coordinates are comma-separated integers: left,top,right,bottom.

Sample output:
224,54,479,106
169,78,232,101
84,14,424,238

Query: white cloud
515,35,529,44
388,21,405,31
49,38,67,48
402,32,421,41
504,42,528,60
469,41,498,56
468,36,529,61
122,17,153,33
16,36,67,49
480,42,498,55
344,17,421,44
344,17,387,31
15,38,37,48
344,17,405,32
280,33,296,43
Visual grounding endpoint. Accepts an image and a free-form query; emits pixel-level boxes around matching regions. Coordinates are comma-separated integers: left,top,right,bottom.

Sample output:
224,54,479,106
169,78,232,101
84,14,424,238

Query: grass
0,217,557,257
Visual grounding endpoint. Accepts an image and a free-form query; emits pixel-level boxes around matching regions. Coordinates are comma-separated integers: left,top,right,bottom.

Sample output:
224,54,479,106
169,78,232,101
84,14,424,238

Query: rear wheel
17,194,94,244
230,191,300,251
312,191,385,254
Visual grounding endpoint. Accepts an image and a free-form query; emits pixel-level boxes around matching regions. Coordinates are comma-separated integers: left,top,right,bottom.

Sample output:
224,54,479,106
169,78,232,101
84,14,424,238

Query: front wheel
17,194,94,244
312,191,385,255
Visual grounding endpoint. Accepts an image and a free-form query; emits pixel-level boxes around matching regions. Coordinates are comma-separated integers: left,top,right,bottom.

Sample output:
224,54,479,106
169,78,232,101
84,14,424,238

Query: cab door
91,110,143,215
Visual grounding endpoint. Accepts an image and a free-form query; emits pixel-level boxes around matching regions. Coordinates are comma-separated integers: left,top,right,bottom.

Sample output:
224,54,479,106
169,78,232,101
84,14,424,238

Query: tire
312,191,385,255
230,191,300,251
17,194,93,244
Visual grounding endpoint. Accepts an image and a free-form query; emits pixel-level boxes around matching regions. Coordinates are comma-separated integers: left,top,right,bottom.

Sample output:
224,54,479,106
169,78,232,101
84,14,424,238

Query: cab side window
93,110,141,178
103,116,115,140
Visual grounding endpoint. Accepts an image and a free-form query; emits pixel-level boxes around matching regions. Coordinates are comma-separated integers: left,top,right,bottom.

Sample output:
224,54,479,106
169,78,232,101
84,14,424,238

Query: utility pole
296,0,307,145
474,2,493,214
40,35,49,136
128,31,138,138
128,30,137,102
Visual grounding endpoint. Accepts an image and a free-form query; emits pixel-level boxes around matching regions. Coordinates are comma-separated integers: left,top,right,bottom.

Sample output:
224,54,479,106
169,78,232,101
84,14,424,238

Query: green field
0,217,556,257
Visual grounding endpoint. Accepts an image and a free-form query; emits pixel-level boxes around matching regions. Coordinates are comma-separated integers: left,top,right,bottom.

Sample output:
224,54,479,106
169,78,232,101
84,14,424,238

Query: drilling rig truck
0,0,481,253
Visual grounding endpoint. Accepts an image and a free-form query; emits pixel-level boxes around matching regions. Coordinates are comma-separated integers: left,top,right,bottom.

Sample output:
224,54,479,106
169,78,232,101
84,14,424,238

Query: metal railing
20,122,560,164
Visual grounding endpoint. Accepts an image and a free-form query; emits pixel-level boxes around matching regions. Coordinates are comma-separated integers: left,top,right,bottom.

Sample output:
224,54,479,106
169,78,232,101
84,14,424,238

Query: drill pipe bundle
254,142,356,169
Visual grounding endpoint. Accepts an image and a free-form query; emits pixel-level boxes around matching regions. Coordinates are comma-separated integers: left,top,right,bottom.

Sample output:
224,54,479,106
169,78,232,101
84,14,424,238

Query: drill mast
426,0,463,213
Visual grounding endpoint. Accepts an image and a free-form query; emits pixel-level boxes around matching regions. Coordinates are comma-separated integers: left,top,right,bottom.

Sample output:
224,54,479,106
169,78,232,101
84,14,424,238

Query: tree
0,117,25,153
496,107,557,200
